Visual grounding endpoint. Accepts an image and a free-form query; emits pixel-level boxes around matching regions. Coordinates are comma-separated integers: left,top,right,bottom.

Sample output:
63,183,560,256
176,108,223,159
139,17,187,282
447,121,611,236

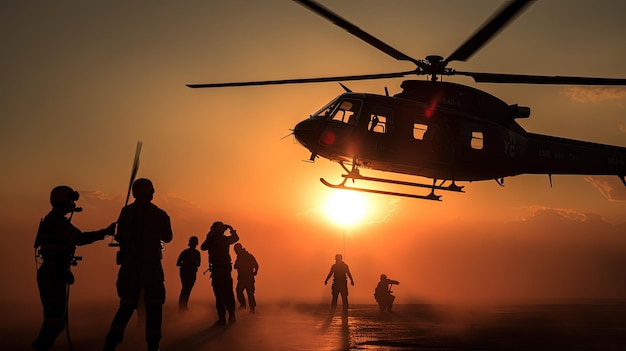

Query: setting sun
324,190,368,226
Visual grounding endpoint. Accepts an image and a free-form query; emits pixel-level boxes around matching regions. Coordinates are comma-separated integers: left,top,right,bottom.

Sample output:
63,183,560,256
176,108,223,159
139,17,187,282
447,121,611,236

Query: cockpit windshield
311,98,339,119
327,98,362,126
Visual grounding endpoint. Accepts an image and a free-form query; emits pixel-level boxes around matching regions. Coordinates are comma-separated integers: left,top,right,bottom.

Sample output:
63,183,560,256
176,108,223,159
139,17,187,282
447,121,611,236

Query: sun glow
324,190,368,226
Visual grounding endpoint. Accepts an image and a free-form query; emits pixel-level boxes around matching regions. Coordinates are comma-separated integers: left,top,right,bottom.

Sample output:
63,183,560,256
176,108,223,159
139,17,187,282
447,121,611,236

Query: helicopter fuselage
188,0,626,199
293,81,626,184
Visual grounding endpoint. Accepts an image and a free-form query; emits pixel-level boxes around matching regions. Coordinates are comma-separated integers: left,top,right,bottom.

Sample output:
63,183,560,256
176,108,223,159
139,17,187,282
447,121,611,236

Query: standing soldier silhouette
176,236,201,312
324,253,354,311
103,178,173,351
201,221,239,325
233,243,259,313
32,185,115,351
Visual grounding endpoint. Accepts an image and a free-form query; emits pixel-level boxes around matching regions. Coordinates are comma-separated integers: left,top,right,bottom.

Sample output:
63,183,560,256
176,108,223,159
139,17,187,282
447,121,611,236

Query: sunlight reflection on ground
3,300,626,351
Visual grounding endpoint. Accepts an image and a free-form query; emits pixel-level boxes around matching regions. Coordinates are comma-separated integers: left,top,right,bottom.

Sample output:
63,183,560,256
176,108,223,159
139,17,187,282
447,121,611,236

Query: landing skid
320,163,464,201
320,177,442,201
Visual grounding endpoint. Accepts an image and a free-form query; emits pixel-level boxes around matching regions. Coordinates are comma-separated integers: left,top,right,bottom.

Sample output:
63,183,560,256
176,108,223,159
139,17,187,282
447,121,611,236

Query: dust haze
2,191,626,350
4,191,626,307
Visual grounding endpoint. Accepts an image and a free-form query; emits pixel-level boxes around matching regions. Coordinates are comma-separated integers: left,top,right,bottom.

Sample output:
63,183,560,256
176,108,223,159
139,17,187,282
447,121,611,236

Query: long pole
124,141,143,206
110,141,142,248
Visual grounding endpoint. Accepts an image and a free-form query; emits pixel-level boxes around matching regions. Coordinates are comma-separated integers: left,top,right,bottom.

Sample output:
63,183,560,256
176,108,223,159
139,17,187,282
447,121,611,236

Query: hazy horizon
2,2,626,345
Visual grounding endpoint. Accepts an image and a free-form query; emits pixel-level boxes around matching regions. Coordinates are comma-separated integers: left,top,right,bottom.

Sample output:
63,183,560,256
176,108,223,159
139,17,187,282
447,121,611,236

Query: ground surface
3,300,626,350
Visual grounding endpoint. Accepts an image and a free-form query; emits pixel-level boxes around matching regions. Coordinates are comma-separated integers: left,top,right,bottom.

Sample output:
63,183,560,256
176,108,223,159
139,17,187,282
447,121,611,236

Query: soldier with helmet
201,221,239,325
374,274,400,312
324,253,355,311
32,185,116,351
103,178,173,351
233,243,259,313
176,236,201,312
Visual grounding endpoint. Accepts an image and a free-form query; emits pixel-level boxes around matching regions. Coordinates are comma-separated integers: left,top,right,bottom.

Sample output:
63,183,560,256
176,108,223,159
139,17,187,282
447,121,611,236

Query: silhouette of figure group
32,179,261,351
321,255,402,314
32,178,258,351
33,178,405,351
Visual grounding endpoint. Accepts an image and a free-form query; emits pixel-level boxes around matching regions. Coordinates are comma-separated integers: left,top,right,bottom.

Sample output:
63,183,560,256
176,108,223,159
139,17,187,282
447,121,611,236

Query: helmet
210,221,226,233
189,236,199,246
50,185,79,204
132,178,154,198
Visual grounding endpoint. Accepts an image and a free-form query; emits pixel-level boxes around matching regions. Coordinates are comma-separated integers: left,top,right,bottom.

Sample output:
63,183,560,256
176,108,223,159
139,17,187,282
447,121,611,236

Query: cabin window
368,114,388,133
329,99,361,125
413,123,428,140
471,131,483,150
459,123,484,150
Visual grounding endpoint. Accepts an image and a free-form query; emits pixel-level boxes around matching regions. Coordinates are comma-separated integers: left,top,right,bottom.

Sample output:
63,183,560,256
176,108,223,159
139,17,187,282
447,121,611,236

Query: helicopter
187,0,626,201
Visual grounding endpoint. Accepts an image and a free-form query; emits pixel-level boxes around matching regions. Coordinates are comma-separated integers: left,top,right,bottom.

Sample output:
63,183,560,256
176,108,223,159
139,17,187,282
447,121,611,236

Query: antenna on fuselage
338,82,352,92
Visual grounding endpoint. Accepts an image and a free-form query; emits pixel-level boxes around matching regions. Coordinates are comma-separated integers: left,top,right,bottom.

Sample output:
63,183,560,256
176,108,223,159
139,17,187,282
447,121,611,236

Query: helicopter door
455,122,485,169
368,114,387,133
412,114,450,164
363,107,394,157
457,123,484,151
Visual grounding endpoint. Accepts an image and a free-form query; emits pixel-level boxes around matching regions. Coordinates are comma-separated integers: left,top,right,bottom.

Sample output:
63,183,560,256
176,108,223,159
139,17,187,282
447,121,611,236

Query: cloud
563,86,626,103
371,197,400,223
521,205,589,222
296,207,326,222
584,176,626,201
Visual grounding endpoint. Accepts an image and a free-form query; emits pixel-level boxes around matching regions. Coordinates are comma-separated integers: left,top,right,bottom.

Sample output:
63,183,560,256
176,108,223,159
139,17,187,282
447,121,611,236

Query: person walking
233,243,259,313
176,236,201,311
103,178,173,351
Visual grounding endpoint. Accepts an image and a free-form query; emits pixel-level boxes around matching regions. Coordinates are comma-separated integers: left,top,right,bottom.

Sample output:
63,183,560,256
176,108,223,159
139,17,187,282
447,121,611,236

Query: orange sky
1,1,626,307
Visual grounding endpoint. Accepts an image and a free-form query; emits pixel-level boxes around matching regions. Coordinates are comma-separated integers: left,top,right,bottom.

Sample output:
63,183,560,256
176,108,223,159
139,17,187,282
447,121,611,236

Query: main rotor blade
445,0,534,64
294,0,421,66
187,71,415,88
456,71,626,85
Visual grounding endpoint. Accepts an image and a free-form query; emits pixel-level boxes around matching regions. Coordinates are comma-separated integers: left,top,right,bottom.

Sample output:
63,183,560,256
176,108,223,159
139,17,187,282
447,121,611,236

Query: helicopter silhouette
188,0,626,201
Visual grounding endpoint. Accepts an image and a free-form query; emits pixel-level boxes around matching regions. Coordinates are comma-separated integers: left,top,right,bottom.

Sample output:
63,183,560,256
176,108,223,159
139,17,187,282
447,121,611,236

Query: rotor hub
425,55,444,65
